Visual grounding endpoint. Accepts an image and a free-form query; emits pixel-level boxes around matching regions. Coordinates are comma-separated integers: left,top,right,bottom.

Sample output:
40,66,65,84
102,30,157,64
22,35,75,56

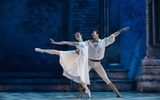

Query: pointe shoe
35,48,44,53
85,90,91,98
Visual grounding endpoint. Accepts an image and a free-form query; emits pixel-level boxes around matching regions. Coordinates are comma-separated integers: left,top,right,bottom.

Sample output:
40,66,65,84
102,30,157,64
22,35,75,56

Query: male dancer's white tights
88,60,111,84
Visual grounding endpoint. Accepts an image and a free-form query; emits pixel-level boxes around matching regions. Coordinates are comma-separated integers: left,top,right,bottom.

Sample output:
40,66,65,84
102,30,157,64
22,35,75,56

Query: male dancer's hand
114,27,130,37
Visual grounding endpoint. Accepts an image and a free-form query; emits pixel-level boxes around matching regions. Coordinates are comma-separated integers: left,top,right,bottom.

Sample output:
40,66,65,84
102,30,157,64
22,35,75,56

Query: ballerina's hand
50,38,56,44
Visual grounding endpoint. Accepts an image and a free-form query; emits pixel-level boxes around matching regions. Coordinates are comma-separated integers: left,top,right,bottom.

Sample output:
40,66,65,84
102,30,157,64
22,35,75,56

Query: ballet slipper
85,90,91,98
35,48,44,53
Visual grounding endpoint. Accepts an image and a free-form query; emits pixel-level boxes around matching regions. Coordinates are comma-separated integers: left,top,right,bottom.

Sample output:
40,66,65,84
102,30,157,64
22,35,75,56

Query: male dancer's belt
89,59,101,62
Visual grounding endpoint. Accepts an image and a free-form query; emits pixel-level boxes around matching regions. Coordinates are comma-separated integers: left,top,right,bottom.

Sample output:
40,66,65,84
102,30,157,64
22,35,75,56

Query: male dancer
78,27,129,98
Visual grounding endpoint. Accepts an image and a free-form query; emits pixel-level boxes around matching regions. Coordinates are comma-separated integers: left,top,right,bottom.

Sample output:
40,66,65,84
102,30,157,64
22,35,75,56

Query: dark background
0,0,146,78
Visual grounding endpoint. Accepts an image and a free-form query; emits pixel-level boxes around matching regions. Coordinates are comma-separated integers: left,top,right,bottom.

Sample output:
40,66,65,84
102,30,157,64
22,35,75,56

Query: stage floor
0,92,159,100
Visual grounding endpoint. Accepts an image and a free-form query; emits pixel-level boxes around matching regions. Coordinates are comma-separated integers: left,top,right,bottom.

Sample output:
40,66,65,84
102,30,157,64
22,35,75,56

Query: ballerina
35,32,91,98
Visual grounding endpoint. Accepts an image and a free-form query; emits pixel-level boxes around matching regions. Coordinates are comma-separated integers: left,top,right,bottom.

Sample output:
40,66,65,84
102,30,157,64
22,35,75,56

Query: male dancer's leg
93,63,122,98
77,84,84,98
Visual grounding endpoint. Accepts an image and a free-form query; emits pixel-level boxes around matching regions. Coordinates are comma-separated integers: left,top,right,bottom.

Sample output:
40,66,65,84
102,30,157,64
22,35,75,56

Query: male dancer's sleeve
103,34,116,47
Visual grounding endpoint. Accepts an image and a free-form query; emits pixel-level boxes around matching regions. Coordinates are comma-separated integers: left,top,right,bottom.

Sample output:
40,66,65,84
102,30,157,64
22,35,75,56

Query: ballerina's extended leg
35,48,60,55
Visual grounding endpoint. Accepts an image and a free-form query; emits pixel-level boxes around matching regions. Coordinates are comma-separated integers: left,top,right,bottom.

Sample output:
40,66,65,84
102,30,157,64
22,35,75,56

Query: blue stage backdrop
119,0,146,78
0,0,146,78
0,0,70,74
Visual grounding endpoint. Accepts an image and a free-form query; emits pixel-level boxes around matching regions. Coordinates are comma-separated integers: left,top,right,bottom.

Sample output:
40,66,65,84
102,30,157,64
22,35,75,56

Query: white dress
59,42,90,85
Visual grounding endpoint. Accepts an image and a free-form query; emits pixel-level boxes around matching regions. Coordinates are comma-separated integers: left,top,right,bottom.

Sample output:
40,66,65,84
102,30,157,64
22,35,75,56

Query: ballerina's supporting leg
35,48,60,55
80,81,91,98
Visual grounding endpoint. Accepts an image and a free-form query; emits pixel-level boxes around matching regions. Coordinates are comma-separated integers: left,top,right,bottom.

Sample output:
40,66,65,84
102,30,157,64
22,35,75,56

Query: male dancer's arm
113,27,130,37
104,27,129,47
50,39,79,46
103,34,116,47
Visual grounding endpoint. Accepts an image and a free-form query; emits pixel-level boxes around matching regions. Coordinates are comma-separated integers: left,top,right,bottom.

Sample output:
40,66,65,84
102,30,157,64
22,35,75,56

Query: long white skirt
59,50,90,85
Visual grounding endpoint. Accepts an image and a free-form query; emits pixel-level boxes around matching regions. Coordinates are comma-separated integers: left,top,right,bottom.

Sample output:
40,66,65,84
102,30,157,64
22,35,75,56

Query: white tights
88,60,111,84
35,48,60,55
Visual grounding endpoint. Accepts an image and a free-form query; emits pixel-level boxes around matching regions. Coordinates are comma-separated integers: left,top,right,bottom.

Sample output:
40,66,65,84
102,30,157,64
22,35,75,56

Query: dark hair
93,28,98,31
92,30,99,34
75,32,81,35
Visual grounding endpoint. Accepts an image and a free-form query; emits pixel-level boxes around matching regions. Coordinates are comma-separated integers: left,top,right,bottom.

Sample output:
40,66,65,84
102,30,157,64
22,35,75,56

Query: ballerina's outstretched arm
50,39,79,46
